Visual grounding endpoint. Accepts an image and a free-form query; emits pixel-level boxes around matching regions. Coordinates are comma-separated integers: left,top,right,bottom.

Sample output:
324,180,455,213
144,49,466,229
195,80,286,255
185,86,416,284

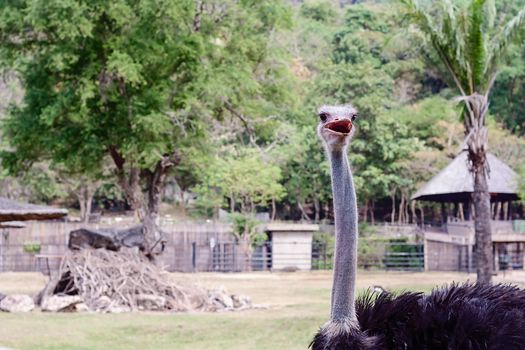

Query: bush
312,232,334,269
23,241,41,254
383,238,424,270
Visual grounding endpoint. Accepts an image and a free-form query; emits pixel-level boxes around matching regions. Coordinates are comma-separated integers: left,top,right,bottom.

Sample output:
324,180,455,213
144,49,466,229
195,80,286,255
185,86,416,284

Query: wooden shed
0,198,68,272
265,223,319,270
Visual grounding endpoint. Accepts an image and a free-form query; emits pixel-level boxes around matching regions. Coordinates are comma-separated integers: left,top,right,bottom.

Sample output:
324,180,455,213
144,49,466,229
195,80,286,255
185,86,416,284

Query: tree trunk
180,190,187,216
404,194,409,224
410,200,416,225
83,187,94,224
78,192,87,223
230,193,235,213
363,200,369,223
463,93,493,285
109,146,146,219
143,158,175,260
238,235,252,272
313,197,320,223
297,201,311,221
398,193,405,224
109,146,180,260
390,189,396,225
75,184,95,224
249,197,254,214
271,198,276,221
370,200,375,225
473,168,493,284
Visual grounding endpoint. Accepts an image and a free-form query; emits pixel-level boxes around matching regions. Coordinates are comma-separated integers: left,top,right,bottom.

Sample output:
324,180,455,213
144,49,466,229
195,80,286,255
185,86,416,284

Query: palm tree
400,0,525,284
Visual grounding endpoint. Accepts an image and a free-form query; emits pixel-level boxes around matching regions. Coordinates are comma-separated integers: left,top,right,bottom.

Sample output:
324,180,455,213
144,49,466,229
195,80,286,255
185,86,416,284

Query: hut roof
0,197,68,222
0,221,26,229
411,151,519,203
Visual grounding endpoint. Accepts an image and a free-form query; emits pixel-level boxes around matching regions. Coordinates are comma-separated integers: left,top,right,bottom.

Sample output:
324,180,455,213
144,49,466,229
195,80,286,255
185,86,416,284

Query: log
68,225,146,251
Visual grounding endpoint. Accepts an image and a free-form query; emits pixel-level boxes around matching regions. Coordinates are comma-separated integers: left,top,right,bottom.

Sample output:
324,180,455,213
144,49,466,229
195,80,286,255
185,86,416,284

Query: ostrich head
317,104,358,151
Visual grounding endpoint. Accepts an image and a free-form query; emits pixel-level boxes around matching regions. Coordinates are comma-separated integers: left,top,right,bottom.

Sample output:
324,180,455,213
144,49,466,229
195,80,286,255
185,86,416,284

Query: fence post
467,243,473,274
423,239,428,271
191,242,196,272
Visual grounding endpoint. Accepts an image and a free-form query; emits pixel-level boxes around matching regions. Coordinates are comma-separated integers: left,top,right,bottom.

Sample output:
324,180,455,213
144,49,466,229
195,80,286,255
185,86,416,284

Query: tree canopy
0,0,523,232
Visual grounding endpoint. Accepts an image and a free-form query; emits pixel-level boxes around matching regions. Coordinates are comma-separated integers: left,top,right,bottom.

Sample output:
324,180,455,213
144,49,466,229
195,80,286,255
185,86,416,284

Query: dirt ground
2,268,524,303
1,270,524,350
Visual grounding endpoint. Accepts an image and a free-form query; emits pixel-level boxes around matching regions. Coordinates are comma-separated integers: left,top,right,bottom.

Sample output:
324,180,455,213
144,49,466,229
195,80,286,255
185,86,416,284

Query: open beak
324,119,353,135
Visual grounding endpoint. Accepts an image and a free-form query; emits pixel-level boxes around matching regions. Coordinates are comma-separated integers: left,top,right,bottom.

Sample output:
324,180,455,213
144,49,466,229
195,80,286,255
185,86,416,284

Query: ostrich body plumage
312,105,525,350
311,283,525,349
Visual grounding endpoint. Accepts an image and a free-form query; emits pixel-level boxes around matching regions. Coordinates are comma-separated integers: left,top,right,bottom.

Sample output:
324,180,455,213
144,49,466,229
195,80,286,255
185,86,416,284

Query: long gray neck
328,147,358,322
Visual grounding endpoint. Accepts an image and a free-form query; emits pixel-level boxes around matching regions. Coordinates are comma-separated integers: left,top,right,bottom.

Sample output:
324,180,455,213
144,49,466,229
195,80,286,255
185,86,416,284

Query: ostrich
311,104,525,350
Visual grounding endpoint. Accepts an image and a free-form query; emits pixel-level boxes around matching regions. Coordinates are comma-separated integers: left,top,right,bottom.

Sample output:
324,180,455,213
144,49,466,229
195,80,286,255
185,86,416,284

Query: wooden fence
0,220,238,273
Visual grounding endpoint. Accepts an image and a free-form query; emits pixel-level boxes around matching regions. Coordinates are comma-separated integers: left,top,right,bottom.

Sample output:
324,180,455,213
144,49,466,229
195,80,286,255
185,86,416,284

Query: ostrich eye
319,112,329,122
351,114,358,122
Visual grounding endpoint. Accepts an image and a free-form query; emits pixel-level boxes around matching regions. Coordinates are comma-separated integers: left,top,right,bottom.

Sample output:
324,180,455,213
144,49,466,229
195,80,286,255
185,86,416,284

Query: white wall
272,231,313,270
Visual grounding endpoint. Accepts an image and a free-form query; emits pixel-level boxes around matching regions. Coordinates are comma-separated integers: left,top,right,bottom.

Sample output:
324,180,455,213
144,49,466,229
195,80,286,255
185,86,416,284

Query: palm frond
465,0,488,91
488,4,525,76
399,0,470,95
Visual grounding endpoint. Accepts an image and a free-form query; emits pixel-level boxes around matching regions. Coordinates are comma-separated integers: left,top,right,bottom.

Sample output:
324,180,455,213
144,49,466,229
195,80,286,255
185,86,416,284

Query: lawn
1,270,524,350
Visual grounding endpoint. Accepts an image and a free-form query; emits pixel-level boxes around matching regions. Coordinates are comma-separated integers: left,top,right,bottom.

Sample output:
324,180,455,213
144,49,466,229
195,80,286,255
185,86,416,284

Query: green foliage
312,231,335,269
400,0,525,95
2,0,198,173
386,96,460,147
0,0,294,219
314,232,423,270
229,212,266,245
383,238,424,270
281,126,331,220
196,150,286,216
490,43,525,134
358,238,384,269
300,4,428,212
1,0,524,226
487,118,525,170
23,241,41,254
300,0,337,23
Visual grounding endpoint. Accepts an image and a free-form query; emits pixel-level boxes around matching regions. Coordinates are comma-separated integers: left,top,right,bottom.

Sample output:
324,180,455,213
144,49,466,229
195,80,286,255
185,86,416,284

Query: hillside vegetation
0,0,523,224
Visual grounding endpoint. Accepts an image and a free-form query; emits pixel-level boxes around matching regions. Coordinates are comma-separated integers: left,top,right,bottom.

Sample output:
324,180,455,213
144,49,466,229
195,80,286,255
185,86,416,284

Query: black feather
310,283,525,349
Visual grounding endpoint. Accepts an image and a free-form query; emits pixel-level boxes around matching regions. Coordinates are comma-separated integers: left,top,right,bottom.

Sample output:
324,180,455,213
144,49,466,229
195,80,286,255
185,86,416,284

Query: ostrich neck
328,148,358,322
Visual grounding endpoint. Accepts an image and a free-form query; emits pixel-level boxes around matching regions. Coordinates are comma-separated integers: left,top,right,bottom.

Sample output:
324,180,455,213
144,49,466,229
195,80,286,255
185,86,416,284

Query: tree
229,212,266,271
195,150,286,217
400,0,525,284
54,159,115,223
300,0,338,23
490,43,525,135
282,126,332,222
0,0,292,258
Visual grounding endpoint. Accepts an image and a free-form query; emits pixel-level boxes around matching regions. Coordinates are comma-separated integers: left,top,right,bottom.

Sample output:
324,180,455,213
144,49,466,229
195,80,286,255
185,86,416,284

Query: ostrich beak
324,119,353,135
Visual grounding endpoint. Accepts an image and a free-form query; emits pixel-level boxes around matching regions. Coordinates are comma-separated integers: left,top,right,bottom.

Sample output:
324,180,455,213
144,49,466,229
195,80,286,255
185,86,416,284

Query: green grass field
1,270,524,350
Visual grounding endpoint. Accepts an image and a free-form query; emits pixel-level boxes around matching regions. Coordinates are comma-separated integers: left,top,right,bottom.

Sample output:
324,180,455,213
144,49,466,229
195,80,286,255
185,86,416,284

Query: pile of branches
38,249,251,313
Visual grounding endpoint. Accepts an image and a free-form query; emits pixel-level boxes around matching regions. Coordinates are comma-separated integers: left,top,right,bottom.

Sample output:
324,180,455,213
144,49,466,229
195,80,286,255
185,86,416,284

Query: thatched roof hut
0,197,68,222
412,151,519,203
